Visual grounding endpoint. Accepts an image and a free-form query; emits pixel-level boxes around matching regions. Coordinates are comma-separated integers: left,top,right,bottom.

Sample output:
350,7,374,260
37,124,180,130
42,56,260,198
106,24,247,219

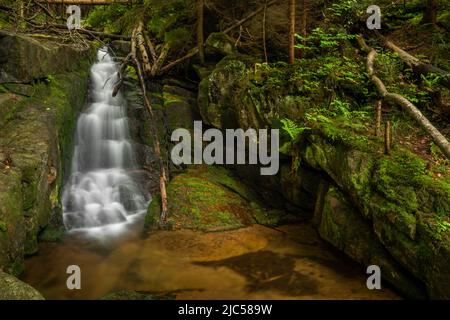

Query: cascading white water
62,48,148,232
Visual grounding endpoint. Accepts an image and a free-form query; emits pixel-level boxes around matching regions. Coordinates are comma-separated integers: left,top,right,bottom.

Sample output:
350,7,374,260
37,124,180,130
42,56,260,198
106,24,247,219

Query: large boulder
145,166,294,231
314,186,426,299
0,32,92,83
0,272,44,300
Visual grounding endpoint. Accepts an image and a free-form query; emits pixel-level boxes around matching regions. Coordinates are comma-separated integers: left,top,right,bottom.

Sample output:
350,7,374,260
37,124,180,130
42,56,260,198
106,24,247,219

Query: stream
21,49,400,300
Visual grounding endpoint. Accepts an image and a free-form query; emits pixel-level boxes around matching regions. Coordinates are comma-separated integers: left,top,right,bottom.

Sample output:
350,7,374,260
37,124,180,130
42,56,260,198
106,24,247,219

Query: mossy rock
0,271,44,300
315,186,426,299
0,169,25,275
0,32,93,83
0,34,93,270
146,166,293,232
38,225,66,243
205,32,237,58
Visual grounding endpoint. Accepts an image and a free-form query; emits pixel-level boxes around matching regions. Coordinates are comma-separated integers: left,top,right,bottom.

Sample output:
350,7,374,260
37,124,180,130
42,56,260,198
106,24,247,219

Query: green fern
280,119,310,140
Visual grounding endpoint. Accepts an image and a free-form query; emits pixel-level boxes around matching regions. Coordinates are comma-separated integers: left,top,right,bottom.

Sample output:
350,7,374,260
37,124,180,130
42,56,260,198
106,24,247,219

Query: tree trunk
262,0,268,63
19,1,24,19
289,0,296,64
422,0,437,25
385,121,392,155
375,100,382,136
197,0,205,64
299,0,307,58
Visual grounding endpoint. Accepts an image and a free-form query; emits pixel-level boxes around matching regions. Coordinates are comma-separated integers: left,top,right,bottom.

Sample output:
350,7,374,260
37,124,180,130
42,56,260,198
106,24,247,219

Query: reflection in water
22,222,400,300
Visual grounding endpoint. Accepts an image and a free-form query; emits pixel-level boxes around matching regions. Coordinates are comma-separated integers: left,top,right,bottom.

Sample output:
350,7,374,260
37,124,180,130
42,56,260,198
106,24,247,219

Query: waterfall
62,48,149,232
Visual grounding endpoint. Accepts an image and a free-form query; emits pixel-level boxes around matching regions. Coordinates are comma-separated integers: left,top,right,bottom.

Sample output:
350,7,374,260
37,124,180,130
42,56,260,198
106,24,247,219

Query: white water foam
62,48,149,236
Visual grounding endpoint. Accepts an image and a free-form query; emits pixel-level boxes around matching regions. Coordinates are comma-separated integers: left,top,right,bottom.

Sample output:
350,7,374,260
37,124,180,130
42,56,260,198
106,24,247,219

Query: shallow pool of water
21,217,400,300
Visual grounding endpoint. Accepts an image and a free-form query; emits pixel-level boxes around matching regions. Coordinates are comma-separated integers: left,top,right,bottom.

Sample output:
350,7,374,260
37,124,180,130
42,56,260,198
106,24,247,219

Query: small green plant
295,28,357,53
280,118,310,140
330,99,351,118
421,73,443,89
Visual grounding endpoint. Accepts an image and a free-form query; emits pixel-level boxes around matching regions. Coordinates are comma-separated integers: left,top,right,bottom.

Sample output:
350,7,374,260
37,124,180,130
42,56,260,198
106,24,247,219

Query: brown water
22,218,400,300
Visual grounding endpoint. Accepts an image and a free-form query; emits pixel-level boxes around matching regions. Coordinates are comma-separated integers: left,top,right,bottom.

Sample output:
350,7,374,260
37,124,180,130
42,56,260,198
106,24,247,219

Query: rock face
0,272,44,300
0,33,94,275
0,32,92,83
313,186,426,299
195,54,450,299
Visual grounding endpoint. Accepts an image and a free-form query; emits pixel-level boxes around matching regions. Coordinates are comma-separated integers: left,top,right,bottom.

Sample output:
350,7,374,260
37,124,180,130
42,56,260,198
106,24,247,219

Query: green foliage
164,27,193,48
375,52,431,105
280,118,309,140
327,0,369,28
85,4,135,34
144,0,195,48
421,73,443,89
295,28,357,53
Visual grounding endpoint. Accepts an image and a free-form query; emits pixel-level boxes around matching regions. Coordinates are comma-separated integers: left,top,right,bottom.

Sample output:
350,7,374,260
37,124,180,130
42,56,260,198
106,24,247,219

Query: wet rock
109,40,131,56
0,271,44,300
119,185,138,211
96,208,127,226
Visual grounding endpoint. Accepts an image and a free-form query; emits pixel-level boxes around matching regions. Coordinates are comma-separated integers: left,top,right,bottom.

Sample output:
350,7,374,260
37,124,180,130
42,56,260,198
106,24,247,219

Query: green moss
373,150,450,217
145,166,258,232
0,221,6,232
38,226,66,243
144,195,162,231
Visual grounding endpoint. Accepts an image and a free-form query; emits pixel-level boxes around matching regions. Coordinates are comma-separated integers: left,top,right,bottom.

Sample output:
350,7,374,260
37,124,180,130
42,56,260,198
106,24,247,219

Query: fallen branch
159,48,199,74
376,32,450,89
143,30,158,63
135,21,153,74
37,23,131,41
151,43,170,76
112,53,132,97
358,35,450,159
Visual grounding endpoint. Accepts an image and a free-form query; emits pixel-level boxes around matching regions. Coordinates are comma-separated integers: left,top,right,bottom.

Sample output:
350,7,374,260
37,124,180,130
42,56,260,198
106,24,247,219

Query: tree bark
289,0,296,64
262,0,268,63
197,0,205,64
375,100,382,136
136,21,153,75
422,0,437,25
385,121,392,155
358,35,450,159
299,0,307,58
